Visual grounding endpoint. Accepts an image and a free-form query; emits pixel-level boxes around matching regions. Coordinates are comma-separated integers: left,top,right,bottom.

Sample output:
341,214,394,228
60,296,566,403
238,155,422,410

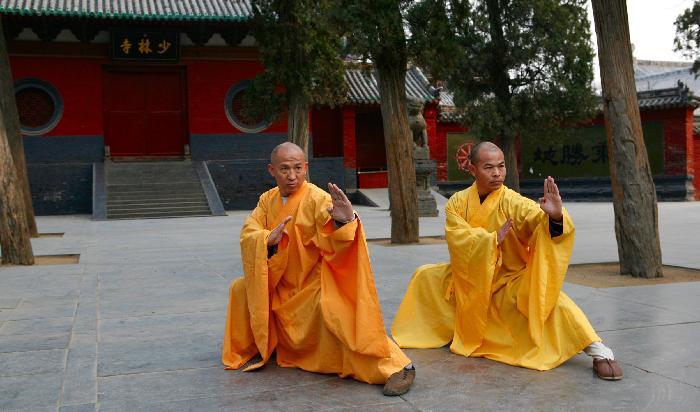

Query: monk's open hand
539,176,563,222
327,183,355,223
497,218,513,245
268,216,292,246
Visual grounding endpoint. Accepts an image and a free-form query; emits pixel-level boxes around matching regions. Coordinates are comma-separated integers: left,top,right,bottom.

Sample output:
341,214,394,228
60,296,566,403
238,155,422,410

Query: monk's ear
267,163,275,177
468,162,476,177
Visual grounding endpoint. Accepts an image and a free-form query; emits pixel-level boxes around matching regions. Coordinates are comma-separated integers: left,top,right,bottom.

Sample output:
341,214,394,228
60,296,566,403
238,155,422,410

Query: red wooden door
104,68,187,157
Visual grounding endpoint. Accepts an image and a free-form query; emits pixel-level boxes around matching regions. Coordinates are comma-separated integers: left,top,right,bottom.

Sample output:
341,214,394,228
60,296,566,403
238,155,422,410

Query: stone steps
103,161,215,220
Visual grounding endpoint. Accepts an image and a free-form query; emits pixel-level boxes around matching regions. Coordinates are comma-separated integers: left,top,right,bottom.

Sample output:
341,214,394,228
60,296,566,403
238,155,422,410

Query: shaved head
467,141,506,196
271,142,306,165
469,141,503,165
268,142,308,196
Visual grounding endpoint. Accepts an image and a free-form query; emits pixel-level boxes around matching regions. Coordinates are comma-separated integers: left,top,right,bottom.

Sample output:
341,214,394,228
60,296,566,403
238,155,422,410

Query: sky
586,0,696,88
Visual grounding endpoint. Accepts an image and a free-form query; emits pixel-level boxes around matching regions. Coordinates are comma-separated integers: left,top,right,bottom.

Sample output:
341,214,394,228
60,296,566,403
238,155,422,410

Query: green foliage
244,0,348,121
674,0,700,73
335,0,411,71
407,0,597,144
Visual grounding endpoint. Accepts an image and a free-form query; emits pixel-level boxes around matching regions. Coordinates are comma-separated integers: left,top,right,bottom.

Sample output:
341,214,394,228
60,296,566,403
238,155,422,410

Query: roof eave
0,8,250,22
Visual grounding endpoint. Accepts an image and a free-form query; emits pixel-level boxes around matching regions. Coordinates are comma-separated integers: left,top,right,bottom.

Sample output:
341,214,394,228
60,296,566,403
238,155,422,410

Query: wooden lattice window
14,79,63,136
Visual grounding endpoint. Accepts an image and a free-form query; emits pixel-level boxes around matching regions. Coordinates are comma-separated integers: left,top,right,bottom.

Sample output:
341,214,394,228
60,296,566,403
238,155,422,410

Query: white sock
584,341,614,360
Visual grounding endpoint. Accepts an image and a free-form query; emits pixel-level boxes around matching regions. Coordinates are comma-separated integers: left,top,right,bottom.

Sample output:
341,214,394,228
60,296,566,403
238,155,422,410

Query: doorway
103,67,188,157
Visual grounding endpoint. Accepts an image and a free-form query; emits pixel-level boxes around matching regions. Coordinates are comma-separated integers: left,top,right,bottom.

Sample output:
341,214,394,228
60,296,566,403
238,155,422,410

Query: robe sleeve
505,193,576,346
444,192,500,356
239,193,283,362
310,195,392,358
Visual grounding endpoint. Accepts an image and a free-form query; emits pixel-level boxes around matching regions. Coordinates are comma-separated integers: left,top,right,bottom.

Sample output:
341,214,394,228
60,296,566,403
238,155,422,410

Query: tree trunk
377,66,419,244
485,0,519,191
0,17,38,237
591,0,663,278
287,90,310,157
501,132,520,191
0,88,34,265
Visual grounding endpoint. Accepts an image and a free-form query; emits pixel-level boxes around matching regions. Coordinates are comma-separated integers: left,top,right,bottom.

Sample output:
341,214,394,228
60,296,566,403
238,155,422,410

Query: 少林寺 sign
111,30,179,61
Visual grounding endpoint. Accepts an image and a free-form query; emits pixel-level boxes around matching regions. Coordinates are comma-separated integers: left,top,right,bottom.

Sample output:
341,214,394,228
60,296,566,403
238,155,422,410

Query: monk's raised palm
327,183,354,223
539,176,563,221
268,216,292,246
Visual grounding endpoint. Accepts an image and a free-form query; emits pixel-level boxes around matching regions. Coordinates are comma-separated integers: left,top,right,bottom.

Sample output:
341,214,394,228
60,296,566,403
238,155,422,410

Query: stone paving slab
1,201,699,411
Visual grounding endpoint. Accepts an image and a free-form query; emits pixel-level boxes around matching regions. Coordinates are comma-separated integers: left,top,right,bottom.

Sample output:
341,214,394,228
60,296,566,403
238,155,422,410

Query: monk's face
268,147,308,197
468,148,506,195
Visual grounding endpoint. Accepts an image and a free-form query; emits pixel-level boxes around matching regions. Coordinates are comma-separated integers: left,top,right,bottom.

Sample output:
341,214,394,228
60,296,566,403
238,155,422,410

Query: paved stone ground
1,202,700,411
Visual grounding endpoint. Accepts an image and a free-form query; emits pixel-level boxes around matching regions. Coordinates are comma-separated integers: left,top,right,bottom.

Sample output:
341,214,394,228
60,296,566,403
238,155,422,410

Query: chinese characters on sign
523,123,663,178
532,142,605,166
112,30,178,61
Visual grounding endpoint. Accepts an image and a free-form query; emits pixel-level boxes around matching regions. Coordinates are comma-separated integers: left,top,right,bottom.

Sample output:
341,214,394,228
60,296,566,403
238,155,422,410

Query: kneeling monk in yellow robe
222,142,415,395
391,142,623,380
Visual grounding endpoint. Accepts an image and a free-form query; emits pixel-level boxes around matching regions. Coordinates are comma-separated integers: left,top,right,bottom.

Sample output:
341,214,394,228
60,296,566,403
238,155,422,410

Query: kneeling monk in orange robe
391,142,623,381
222,142,415,395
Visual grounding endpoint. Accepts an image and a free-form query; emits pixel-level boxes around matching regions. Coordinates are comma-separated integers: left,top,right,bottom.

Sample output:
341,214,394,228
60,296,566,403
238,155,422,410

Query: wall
436,122,469,182
518,107,694,200
207,157,345,210
695,132,700,199
10,55,106,137
311,107,343,158
641,108,693,176
9,47,308,214
11,55,106,214
355,109,386,170
184,58,287,135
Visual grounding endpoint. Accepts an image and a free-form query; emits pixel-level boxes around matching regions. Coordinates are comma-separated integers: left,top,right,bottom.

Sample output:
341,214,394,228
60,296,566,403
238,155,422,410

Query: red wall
640,108,692,176
342,107,357,168
311,107,343,157
183,59,287,134
358,171,388,188
9,55,288,138
355,109,386,170
695,132,700,199
10,56,106,137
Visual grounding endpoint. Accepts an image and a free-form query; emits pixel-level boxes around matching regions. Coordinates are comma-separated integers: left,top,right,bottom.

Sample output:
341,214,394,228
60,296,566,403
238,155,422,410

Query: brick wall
206,157,345,210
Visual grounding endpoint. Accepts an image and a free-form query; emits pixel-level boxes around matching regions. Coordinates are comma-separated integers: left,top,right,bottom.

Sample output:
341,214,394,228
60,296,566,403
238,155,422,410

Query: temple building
1,1,696,219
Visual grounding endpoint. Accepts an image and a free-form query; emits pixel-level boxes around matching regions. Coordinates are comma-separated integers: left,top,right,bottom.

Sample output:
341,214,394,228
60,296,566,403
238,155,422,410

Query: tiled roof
0,0,252,21
344,66,463,122
436,90,464,123
637,83,700,111
345,67,438,105
436,83,700,125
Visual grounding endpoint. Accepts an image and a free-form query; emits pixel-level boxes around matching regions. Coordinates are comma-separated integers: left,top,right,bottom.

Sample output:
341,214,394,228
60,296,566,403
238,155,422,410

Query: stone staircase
100,161,223,220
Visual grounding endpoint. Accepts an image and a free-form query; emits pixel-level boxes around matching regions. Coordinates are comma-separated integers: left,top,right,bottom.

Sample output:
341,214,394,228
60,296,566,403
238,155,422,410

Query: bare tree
591,0,663,278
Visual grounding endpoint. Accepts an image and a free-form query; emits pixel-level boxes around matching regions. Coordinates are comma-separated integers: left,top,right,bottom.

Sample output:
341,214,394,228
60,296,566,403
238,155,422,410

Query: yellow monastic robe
222,181,410,384
391,183,600,370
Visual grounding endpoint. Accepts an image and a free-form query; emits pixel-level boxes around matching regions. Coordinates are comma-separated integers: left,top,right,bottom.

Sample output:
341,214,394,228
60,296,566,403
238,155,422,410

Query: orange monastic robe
222,182,410,384
392,184,600,370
